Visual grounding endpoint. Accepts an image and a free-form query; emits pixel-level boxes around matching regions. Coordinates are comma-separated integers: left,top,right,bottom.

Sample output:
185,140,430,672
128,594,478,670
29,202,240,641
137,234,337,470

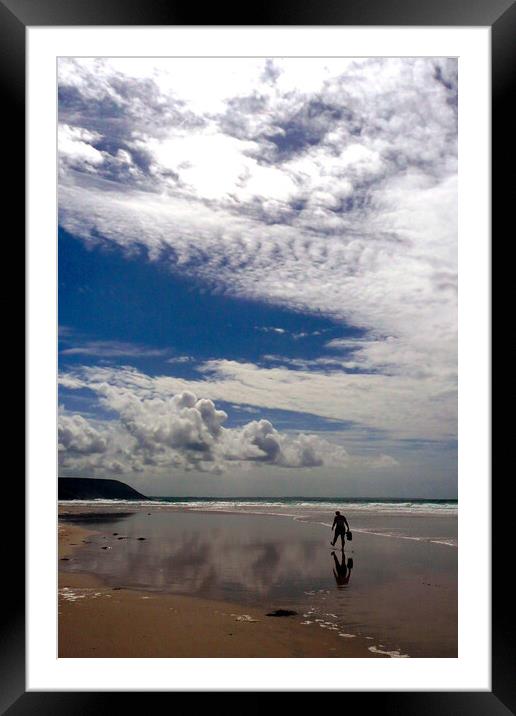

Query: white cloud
166,355,194,364
58,412,108,455
224,419,328,468
58,124,104,172
58,369,397,477
255,326,287,334
60,339,168,358
60,360,454,442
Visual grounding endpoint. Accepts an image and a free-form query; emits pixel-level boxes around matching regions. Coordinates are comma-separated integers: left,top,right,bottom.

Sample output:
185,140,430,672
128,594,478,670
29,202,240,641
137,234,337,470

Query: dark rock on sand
266,609,298,617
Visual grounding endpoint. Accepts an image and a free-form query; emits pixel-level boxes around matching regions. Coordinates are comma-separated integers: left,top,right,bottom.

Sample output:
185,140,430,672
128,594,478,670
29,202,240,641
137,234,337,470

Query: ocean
60,496,457,514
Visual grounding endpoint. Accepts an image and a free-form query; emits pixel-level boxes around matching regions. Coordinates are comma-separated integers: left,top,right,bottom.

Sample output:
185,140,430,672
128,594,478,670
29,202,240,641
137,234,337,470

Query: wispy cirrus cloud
60,338,169,359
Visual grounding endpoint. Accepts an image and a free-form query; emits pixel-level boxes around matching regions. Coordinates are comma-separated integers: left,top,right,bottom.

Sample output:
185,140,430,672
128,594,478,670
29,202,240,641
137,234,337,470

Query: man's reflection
331,550,353,588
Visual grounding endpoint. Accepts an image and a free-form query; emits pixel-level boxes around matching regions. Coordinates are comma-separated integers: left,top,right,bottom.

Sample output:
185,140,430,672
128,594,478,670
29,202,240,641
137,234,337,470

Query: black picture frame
6,0,509,710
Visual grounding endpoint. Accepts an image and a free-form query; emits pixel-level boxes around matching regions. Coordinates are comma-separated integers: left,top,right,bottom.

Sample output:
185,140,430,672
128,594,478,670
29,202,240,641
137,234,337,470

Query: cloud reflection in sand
61,511,329,601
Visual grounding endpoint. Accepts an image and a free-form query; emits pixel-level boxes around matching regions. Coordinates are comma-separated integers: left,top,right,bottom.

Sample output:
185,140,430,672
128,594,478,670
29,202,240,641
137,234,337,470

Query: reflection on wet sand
60,512,326,601
331,551,353,588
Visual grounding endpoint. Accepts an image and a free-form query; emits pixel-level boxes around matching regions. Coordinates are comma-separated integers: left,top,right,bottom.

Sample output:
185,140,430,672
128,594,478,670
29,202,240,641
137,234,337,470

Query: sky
57,57,457,498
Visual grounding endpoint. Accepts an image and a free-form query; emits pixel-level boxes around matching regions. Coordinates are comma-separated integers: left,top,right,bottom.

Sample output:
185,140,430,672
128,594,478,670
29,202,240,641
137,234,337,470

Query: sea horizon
58,494,458,517
144,495,457,502
59,489,457,504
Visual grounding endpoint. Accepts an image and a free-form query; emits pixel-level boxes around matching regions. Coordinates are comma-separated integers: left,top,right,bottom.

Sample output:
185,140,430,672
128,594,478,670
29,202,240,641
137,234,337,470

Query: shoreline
59,523,384,658
58,501,458,549
58,498,458,514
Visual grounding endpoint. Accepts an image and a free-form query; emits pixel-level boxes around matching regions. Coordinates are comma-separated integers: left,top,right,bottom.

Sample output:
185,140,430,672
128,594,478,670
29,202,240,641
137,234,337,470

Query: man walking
331,510,349,549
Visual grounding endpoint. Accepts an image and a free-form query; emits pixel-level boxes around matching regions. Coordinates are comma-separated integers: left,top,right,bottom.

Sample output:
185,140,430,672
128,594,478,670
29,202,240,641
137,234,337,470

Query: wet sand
59,523,382,658
58,505,457,658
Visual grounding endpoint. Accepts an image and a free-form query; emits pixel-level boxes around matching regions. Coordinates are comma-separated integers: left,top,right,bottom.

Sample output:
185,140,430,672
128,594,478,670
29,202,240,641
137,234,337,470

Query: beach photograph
57,56,458,660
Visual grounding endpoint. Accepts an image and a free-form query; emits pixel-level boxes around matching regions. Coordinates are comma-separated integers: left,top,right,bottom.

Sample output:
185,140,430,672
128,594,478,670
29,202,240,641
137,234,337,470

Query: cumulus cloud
58,371,396,477
58,412,108,455
224,419,325,468
58,412,130,477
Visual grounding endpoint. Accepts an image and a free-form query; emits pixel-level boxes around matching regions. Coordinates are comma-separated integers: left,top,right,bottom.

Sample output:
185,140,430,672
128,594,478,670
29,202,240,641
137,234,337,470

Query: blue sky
58,58,458,496
59,228,363,378
59,228,363,432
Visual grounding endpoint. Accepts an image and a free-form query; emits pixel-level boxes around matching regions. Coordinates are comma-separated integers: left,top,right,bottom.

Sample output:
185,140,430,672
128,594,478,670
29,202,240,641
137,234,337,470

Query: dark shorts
335,527,346,538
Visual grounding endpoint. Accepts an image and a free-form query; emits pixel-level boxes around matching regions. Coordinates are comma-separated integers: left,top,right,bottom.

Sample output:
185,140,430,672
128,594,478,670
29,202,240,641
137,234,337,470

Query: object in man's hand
346,530,352,541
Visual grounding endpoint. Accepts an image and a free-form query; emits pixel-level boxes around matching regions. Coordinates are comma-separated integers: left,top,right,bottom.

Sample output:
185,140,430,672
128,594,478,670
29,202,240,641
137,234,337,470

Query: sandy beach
58,502,457,658
59,522,380,658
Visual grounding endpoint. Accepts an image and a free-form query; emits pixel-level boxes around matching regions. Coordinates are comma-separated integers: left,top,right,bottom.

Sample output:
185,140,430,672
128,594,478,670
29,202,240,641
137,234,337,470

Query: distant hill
58,477,148,501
